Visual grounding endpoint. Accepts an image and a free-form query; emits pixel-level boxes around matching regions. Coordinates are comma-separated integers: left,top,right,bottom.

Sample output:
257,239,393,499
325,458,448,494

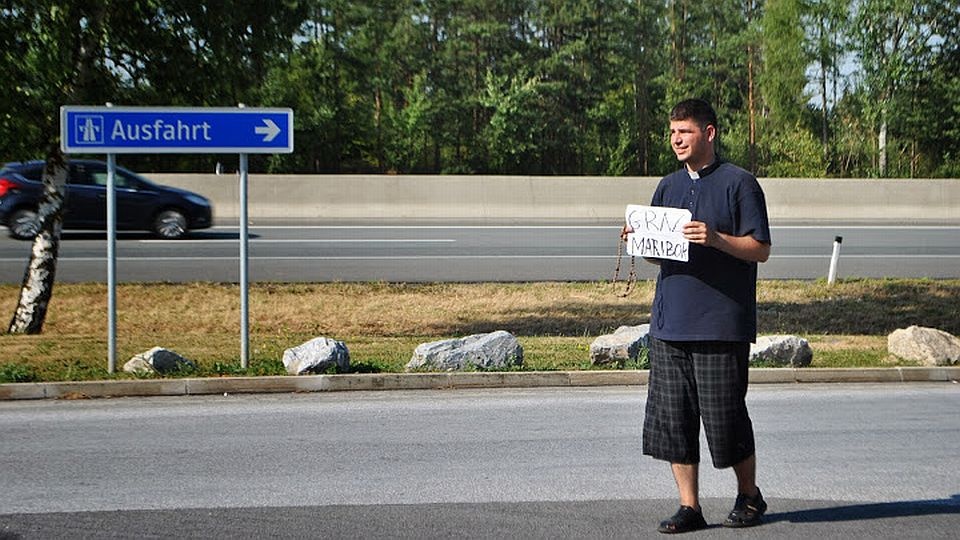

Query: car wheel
8,208,40,240
153,209,188,239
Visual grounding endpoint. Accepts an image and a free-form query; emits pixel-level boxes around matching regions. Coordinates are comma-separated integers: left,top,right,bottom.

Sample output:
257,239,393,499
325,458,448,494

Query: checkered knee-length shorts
642,337,755,469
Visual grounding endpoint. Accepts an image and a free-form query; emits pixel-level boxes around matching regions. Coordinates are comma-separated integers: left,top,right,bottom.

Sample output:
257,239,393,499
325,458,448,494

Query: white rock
407,331,523,371
750,335,813,367
122,356,154,375
283,337,350,375
888,326,960,366
589,324,649,365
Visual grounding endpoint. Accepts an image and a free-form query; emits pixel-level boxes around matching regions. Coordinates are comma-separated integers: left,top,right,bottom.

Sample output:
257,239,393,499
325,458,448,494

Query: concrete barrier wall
152,173,960,224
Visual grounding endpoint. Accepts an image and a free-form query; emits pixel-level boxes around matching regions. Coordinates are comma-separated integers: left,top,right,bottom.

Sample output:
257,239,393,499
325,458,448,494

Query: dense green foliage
3,1,958,177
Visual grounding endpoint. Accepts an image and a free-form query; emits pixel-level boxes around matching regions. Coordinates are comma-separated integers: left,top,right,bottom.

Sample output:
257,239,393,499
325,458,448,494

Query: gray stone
407,331,523,371
888,326,960,366
750,335,813,367
283,337,350,375
123,347,196,375
589,324,650,365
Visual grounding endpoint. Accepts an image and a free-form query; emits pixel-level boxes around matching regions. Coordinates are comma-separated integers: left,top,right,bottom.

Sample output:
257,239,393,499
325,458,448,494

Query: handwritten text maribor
624,205,692,262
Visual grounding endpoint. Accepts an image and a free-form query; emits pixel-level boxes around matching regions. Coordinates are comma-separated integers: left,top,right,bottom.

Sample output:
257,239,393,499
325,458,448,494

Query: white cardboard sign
624,204,692,262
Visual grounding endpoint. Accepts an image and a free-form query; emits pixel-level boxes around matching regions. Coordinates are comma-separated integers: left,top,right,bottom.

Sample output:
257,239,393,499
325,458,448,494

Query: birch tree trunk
8,147,68,334
878,117,888,177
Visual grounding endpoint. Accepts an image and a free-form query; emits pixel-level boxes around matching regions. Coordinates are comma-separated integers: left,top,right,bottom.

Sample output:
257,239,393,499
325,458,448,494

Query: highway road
1,384,958,538
1,223,958,282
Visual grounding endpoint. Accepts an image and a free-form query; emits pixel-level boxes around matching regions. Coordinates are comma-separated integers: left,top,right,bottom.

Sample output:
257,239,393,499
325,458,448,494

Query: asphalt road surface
1,223,958,283
2,384,958,538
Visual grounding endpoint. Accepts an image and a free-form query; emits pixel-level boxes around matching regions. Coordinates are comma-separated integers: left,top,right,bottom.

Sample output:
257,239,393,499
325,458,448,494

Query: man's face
669,119,715,170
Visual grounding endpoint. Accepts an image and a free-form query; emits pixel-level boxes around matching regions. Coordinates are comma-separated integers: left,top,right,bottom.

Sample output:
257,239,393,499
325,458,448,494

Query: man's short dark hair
670,99,718,131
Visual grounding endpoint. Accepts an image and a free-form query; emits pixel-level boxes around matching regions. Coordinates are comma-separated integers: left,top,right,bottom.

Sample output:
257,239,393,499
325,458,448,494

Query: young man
630,99,772,533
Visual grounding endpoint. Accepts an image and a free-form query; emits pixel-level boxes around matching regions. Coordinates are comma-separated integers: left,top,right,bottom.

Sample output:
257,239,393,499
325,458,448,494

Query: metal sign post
60,105,293,372
239,152,250,368
106,153,117,372
236,104,251,369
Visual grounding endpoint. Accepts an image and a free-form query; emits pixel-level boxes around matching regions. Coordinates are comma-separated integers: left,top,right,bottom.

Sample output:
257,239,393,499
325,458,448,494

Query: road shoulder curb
1,367,957,401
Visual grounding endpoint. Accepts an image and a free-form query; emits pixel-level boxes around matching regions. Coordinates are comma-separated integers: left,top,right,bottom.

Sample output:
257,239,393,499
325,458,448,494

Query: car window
70,162,136,189
88,171,109,187
69,163,97,186
88,170,137,189
116,170,140,189
8,163,44,181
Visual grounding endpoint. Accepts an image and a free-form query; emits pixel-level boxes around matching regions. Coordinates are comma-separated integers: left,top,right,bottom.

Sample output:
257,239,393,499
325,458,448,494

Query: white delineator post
827,235,843,284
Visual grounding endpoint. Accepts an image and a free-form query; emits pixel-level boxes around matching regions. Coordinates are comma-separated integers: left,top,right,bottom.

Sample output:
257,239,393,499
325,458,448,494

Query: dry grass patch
246,282,653,337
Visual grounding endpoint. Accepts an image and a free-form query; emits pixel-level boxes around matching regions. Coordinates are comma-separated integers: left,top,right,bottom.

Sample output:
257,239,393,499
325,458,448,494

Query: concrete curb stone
1,367,958,401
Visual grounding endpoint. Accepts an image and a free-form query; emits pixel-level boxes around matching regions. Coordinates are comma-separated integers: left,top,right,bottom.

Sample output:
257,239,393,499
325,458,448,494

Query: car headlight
184,194,210,207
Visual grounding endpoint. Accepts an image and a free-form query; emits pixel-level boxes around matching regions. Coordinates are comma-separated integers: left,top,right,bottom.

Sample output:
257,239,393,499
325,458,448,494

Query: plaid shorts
642,337,755,469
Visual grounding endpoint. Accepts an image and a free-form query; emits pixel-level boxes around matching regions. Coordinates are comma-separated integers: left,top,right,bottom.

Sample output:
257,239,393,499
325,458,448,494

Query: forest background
3,1,959,179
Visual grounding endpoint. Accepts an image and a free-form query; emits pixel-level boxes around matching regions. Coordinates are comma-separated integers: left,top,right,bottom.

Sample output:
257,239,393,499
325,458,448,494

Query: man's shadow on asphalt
766,494,960,523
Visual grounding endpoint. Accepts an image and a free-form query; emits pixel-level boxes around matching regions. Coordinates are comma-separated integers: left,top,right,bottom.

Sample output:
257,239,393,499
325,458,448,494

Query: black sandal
723,488,767,528
658,505,708,534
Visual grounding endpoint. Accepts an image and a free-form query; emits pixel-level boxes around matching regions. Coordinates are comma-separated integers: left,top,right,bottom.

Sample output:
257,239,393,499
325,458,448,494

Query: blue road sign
60,106,293,154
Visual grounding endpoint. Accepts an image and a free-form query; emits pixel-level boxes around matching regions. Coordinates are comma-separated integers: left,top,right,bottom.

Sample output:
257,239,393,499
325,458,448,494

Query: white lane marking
4,255,615,262
212,225,620,230
772,226,960,230
138,238,456,244
770,254,960,259
5,254,959,262
206,224,960,230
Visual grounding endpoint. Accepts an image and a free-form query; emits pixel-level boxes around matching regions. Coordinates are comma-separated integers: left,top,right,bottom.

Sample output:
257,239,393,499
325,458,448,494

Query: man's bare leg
732,454,759,497
658,462,709,533
671,462,700,510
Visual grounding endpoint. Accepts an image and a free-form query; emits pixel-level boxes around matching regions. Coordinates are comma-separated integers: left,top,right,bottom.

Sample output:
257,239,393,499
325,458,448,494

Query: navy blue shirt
649,159,771,342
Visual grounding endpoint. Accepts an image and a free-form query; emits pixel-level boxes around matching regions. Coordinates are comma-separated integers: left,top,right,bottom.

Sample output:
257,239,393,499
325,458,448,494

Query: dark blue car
0,159,212,239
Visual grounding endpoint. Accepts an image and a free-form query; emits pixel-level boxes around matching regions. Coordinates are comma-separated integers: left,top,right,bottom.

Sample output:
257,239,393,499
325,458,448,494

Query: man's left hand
683,221,714,246
683,221,770,263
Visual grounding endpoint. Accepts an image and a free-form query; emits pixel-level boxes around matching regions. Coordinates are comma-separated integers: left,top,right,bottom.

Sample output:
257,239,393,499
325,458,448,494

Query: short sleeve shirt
649,159,771,342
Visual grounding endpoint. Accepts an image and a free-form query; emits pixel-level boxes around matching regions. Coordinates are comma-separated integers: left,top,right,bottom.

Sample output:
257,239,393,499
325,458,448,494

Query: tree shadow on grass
321,280,960,340
419,299,647,337
758,281,960,335
419,280,960,338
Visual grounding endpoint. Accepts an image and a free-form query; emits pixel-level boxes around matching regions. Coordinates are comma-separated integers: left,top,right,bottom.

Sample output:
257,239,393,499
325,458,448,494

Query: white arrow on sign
254,118,281,142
